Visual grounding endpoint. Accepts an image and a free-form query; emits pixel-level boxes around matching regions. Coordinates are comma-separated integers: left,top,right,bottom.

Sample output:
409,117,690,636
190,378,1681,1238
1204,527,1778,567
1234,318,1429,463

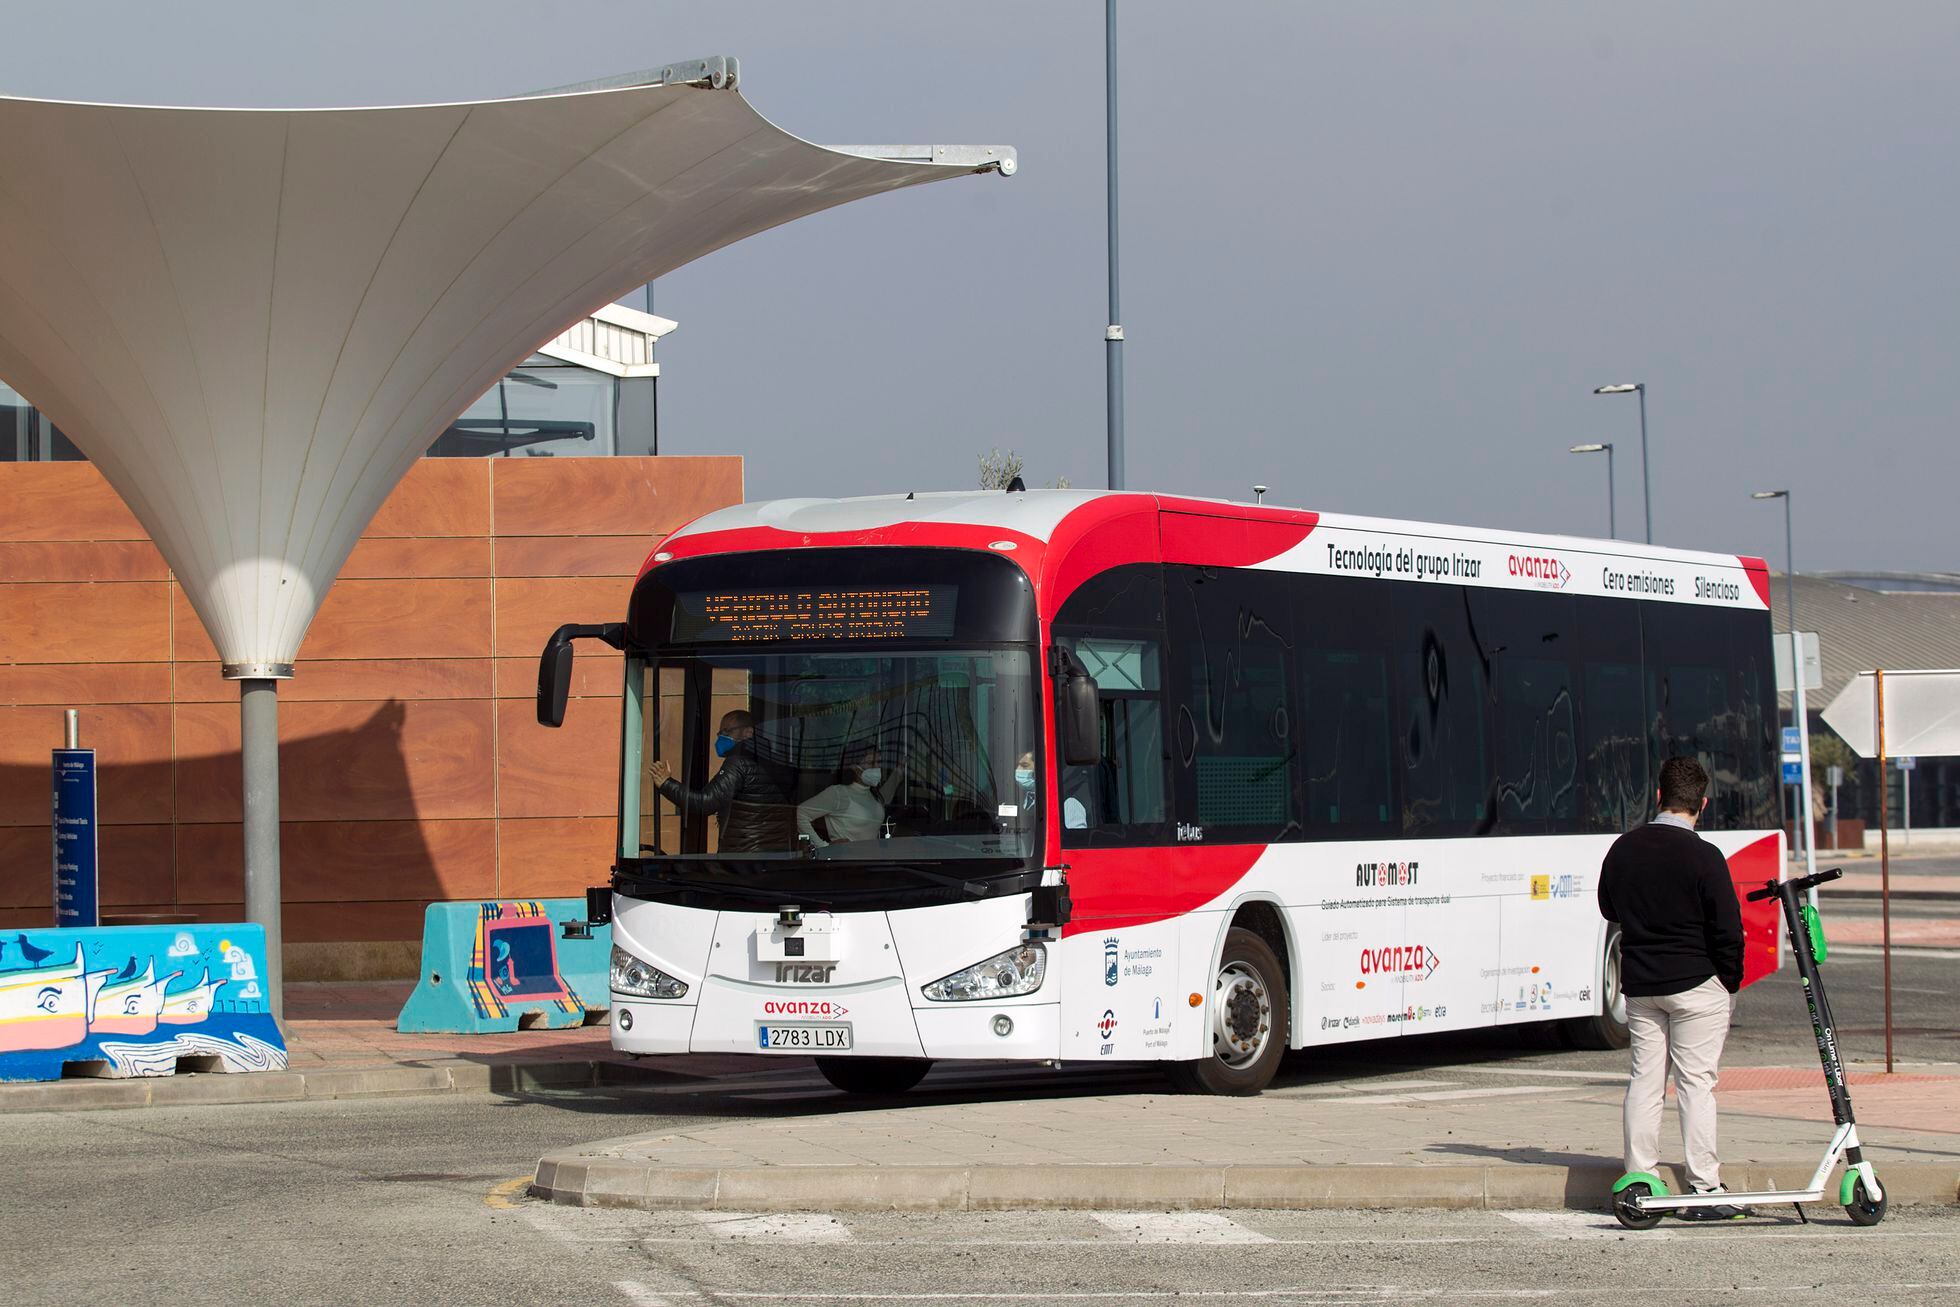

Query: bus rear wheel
814,1056,933,1096
1166,927,1288,1096
1562,925,1631,1050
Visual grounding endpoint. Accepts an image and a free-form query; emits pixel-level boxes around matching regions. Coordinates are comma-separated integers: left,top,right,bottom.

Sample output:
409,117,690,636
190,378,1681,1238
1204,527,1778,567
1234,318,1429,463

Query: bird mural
113,956,139,981
14,935,51,966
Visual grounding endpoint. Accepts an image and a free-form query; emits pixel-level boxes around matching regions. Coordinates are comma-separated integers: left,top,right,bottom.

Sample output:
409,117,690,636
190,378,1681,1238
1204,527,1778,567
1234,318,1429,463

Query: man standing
650,709,793,853
1598,755,1747,1220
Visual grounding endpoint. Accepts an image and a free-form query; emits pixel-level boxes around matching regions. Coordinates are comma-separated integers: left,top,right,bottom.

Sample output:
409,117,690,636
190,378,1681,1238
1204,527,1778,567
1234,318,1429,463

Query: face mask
714,734,737,758
1014,767,1035,789
858,767,882,787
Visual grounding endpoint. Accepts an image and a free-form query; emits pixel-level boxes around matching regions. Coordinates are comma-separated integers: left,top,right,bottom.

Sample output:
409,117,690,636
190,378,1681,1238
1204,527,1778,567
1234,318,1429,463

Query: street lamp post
1753,488,1818,901
1568,442,1616,538
1593,383,1649,542
1103,0,1125,490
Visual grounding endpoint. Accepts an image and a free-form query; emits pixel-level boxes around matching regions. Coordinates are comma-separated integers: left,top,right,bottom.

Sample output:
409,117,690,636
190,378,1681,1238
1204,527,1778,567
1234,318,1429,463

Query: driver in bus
797,746,892,849
649,709,795,853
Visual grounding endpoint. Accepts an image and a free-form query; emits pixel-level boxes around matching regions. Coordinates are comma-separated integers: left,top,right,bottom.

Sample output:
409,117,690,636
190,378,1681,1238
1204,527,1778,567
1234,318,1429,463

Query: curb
0,1056,664,1114
527,1157,1960,1213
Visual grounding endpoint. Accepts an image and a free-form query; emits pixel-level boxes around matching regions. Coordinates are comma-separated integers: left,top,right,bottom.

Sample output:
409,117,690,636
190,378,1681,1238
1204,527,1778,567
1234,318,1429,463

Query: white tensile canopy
0,58,1013,1014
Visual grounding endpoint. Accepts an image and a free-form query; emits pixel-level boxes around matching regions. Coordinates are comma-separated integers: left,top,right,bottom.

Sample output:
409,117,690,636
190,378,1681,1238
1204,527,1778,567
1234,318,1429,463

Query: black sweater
1597,821,1745,996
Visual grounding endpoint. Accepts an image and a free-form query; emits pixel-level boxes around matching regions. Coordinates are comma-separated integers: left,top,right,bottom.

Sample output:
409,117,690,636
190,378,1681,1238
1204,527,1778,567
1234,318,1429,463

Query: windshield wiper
883,863,993,898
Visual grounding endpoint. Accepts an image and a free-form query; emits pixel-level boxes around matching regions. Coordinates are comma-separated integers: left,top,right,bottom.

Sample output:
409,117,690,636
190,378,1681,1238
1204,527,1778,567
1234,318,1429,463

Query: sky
5,1,1957,573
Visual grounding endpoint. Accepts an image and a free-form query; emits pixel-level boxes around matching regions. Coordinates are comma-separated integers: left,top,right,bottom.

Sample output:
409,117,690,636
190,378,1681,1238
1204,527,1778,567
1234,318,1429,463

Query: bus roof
654,489,1771,613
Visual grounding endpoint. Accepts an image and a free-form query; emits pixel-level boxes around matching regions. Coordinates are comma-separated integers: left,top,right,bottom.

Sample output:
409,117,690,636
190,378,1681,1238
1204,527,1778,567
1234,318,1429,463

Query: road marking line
615,1281,677,1306
1365,1085,1570,1103
689,1211,852,1241
1090,1211,1274,1244
1444,1067,1630,1083
1496,1209,1665,1240
483,1175,532,1209
519,1206,583,1244
1832,945,1960,960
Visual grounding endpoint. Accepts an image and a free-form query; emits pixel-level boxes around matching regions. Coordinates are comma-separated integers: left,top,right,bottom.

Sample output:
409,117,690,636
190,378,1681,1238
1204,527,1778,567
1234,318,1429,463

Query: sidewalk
0,981,661,1114
532,1065,1960,1212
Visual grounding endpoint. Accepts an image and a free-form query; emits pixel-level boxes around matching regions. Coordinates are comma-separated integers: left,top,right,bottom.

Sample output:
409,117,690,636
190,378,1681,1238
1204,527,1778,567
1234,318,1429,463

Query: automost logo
1355,859,1419,889
1507,551,1571,590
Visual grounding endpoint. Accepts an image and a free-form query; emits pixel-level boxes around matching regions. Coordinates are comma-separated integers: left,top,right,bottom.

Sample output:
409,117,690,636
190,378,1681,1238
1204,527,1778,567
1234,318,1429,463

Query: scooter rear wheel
1844,1177,1887,1227
1613,1181,1666,1231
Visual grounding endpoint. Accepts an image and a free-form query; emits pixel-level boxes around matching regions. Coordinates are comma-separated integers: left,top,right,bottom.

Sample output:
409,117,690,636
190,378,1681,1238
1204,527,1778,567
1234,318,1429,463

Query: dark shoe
1677,1187,1750,1221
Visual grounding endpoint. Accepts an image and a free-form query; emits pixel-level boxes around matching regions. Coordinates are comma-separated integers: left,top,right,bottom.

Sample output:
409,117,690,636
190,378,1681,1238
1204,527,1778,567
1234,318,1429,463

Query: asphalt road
9,940,1955,1306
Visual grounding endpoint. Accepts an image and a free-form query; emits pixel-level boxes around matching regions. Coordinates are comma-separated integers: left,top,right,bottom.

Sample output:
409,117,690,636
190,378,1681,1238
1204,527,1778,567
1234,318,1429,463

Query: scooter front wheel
1613,1181,1666,1231
1844,1177,1887,1227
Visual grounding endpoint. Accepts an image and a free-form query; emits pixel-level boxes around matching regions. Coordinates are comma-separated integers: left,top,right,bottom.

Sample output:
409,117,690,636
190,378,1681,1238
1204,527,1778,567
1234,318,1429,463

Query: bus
537,490,1784,1095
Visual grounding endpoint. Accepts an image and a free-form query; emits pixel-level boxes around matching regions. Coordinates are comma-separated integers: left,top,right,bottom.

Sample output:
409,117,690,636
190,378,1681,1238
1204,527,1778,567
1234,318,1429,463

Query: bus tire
1562,924,1631,1050
1165,926,1289,1096
814,1056,933,1096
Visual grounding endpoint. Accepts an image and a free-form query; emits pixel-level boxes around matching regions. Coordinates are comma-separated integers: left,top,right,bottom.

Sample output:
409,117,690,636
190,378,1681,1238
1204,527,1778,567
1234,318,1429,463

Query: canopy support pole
241,677,284,1024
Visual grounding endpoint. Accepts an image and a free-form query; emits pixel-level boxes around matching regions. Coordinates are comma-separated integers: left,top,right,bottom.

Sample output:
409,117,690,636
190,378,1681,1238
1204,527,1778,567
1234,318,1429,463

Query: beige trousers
1623,975,1732,1190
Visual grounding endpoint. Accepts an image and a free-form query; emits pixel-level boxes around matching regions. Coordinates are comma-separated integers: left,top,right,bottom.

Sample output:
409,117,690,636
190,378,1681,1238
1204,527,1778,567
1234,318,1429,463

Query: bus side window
1057,635,1170,846
1166,566,1300,843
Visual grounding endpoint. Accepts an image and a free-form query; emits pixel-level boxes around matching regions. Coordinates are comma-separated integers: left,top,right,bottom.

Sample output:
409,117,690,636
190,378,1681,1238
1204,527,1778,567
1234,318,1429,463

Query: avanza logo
1359,945,1438,980
762,999,848,1018
1507,552,1571,589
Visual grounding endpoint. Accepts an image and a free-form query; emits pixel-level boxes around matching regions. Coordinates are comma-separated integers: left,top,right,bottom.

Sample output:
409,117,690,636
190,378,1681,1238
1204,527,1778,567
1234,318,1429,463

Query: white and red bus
538,490,1783,1095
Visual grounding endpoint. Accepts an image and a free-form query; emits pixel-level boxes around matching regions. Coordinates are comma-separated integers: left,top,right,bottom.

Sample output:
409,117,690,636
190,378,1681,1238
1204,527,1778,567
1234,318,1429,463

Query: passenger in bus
1598,755,1747,1220
1016,750,1088,830
649,709,795,853
797,747,892,848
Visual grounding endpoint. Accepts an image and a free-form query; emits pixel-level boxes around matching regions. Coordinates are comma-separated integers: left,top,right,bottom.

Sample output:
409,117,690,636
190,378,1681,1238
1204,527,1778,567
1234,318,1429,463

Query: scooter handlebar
1747,867,1843,901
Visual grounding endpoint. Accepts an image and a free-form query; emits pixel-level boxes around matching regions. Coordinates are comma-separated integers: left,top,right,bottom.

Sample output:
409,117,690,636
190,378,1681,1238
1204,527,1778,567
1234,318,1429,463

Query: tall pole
1103,0,1126,491
1636,383,1651,543
1784,494,1818,905
240,678,283,1023
1605,444,1616,540
1875,670,1893,1074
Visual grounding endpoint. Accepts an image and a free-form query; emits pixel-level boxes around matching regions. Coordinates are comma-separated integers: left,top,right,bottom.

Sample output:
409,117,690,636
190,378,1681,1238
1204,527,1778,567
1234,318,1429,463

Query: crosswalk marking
1090,1211,1275,1244
689,1211,852,1241
1495,1209,1665,1240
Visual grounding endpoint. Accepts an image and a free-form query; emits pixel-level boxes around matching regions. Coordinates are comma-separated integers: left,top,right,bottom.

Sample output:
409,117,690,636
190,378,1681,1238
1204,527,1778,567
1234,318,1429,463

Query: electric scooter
1612,866,1887,1229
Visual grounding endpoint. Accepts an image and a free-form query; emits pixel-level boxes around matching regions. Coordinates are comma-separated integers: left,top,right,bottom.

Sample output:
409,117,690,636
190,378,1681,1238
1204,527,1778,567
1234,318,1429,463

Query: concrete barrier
0,922,286,1081
397,900,611,1034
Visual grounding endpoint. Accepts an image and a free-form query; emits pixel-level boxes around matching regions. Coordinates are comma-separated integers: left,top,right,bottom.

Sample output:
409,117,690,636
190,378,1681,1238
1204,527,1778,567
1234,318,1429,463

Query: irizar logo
773,963,837,984
1103,936,1120,987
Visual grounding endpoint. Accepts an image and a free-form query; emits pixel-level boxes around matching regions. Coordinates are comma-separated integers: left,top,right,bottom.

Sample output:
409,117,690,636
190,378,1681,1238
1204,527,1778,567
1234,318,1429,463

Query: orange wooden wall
0,456,741,944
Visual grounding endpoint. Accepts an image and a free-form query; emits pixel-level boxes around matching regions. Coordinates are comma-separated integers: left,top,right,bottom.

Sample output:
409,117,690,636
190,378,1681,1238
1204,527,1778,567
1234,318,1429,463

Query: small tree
980,448,1071,489
978,447,1025,489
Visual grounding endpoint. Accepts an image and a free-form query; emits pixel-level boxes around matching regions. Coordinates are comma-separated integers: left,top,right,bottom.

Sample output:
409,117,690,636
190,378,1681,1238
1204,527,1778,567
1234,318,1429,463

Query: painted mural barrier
397,900,611,1034
0,923,286,1082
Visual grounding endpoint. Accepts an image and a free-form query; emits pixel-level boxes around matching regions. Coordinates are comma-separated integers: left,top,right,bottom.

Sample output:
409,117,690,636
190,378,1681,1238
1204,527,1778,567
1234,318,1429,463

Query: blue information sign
1781,726,1802,756
51,748,99,928
1782,760,1804,786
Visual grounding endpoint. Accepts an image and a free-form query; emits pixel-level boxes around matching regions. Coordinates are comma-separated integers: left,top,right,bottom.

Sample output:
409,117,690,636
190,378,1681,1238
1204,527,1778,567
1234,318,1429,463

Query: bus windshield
622,648,1040,868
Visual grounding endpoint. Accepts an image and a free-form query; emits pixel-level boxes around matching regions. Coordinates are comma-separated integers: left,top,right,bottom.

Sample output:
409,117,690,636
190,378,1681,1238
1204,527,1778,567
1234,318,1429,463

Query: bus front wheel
1166,927,1289,1096
1562,925,1631,1050
815,1056,933,1096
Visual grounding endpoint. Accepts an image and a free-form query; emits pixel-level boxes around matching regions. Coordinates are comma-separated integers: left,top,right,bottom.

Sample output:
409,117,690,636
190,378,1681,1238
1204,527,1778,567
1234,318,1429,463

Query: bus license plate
756,1022,854,1051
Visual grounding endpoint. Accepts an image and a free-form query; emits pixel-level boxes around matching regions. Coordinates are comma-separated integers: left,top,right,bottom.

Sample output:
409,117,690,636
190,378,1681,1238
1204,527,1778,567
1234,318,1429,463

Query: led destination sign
674,585,957,642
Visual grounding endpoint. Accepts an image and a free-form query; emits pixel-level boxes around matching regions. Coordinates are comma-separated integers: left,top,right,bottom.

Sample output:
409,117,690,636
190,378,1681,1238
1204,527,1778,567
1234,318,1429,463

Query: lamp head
1568,443,1609,454
1593,383,1641,395
1751,490,1788,500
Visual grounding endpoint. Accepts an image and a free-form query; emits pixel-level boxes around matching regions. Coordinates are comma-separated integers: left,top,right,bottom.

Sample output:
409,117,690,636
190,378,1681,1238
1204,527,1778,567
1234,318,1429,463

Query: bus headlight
611,945,687,999
921,943,1047,1002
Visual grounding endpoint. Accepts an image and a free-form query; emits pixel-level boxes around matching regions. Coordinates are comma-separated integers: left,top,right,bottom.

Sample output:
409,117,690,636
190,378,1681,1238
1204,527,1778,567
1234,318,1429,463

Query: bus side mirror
537,634,575,727
536,622,626,727
1056,649,1101,766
